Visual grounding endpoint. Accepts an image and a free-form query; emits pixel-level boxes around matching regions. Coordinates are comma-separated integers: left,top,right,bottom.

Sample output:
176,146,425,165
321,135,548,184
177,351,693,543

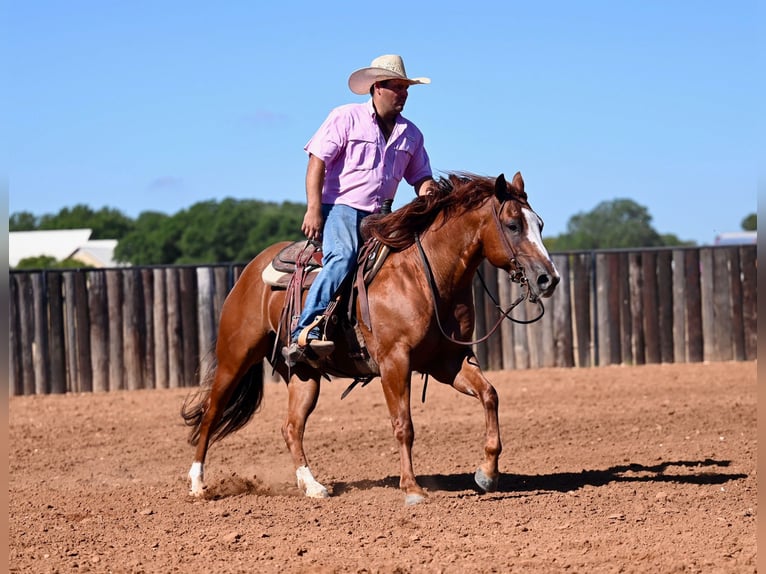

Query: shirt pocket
346,137,378,171
391,138,415,180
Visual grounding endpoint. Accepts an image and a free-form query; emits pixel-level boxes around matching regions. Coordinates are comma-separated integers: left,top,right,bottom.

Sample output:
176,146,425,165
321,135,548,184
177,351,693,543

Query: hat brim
348,67,430,95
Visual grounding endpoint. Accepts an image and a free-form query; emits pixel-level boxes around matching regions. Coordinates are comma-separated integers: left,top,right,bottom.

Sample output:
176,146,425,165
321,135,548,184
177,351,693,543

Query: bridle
414,196,545,348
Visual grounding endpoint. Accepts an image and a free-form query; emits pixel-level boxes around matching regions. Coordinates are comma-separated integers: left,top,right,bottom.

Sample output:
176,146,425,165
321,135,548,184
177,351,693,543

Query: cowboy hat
348,54,430,95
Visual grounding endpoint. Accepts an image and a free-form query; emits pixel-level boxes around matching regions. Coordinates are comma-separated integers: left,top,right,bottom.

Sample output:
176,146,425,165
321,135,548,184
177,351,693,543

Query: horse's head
484,172,559,300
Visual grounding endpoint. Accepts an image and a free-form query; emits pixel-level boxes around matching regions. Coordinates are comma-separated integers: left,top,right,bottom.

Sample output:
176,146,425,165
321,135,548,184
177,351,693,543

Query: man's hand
415,177,436,196
301,206,324,242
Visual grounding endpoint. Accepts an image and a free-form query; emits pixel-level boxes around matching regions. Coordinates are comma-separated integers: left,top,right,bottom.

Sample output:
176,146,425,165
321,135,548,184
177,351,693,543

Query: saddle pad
262,262,320,289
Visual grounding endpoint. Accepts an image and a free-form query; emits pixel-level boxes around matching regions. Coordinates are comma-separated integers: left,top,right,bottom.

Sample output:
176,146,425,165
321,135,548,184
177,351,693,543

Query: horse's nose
537,272,559,295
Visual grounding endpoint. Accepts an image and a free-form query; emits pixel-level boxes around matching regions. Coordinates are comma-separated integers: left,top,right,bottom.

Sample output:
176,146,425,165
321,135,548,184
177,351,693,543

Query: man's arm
302,154,326,241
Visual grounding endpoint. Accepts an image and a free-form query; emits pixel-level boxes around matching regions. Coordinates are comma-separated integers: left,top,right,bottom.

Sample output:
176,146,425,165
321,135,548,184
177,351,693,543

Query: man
283,54,436,364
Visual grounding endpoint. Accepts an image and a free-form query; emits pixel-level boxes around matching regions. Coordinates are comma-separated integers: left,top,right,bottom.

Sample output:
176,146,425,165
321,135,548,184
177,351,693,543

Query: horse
181,171,560,505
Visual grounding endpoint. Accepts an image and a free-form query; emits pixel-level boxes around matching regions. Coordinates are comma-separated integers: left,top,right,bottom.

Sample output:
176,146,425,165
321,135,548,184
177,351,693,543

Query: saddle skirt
261,239,389,290
265,237,391,383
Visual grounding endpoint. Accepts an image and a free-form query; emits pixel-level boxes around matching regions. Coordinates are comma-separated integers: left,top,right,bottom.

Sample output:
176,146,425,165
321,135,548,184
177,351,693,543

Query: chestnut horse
182,172,559,505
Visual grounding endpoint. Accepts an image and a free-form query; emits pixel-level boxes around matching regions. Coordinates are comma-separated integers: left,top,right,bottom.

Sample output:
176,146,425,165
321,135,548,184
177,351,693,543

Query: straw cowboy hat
348,54,430,95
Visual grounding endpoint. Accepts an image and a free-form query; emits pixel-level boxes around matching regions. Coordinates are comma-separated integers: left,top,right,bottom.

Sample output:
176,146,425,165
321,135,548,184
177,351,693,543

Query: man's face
375,79,410,115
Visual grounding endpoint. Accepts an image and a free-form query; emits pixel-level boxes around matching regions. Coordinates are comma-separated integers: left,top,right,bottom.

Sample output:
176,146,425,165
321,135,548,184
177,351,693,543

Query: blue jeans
292,203,370,341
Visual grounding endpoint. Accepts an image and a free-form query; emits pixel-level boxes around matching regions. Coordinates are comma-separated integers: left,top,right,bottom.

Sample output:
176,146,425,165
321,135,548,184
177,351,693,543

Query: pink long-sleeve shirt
304,99,432,213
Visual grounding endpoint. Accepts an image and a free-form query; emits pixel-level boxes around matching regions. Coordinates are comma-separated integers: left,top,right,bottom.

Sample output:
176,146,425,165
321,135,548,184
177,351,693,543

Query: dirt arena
9,361,757,573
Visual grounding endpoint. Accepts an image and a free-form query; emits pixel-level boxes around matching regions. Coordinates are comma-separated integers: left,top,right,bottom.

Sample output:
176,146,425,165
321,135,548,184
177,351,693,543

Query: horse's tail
181,355,265,447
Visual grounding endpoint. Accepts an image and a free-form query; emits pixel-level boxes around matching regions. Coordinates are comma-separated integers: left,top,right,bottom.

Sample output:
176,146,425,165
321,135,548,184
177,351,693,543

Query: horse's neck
419,213,485,298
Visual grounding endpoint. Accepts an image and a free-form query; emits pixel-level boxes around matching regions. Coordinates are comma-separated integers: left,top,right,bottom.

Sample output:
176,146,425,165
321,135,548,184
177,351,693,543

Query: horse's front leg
280,367,329,499
451,355,502,493
379,360,425,506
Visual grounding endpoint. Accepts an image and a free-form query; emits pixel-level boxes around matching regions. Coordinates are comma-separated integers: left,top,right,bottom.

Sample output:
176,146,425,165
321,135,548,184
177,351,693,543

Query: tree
113,211,180,265
112,198,306,265
742,213,756,231
552,198,679,250
14,255,94,270
9,211,39,231
37,204,135,239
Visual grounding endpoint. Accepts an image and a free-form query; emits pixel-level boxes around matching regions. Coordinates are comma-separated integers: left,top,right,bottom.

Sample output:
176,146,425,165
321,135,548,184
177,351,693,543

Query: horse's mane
367,172,529,251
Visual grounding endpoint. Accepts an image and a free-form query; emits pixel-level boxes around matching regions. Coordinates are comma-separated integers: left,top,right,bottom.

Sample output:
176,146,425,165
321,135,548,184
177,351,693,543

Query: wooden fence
8,245,756,395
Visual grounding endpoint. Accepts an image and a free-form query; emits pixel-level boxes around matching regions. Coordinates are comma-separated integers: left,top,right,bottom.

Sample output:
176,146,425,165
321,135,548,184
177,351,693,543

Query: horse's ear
494,173,509,199
511,171,524,194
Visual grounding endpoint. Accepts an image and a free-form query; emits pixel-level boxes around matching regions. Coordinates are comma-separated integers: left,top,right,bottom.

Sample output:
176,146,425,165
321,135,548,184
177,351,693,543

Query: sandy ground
9,361,757,573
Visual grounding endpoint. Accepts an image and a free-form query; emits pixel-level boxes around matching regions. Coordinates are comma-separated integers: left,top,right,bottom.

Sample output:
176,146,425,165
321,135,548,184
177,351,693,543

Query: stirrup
282,316,335,366
281,339,335,367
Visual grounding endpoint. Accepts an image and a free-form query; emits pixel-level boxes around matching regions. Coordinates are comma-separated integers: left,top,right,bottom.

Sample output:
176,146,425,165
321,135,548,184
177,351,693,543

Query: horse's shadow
332,458,746,497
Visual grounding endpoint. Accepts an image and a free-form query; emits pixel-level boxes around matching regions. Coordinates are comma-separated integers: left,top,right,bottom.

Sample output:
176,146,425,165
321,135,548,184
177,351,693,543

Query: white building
714,231,757,246
9,229,121,268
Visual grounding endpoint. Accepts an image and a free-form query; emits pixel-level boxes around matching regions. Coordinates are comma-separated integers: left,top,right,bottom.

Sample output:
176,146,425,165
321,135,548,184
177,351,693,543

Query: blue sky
5,1,761,245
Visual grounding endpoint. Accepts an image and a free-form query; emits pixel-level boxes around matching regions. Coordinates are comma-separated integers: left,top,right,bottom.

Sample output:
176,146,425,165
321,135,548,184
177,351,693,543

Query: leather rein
414,198,545,347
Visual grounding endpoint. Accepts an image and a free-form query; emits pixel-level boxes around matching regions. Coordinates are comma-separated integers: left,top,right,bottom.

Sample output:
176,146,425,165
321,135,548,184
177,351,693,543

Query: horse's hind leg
446,355,503,493
187,363,248,496
275,364,329,498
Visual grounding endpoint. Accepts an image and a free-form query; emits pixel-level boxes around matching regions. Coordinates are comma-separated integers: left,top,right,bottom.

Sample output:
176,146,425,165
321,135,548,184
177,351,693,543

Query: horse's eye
508,221,520,233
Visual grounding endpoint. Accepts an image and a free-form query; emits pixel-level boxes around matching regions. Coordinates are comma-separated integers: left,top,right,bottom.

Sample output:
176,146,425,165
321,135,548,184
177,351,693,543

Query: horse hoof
474,468,499,493
404,493,426,506
305,485,330,499
296,465,330,499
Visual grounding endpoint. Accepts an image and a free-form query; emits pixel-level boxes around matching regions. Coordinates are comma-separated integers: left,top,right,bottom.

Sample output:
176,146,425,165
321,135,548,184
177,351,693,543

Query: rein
414,198,545,348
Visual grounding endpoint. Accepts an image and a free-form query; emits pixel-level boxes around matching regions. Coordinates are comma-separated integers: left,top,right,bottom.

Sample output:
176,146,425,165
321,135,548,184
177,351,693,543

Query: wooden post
712,248,734,361
739,246,757,360
472,271,488,368
123,269,144,390
618,252,633,366
166,268,183,388
141,268,156,389
63,273,79,393
153,268,169,389
657,250,674,363
728,248,745,361
9,275,21,395
106,269,125,391
19,274,37,394
73,271,92,393
197,267,216,379
497,271,516,370
552,254,573,368
481,263,503,371
642,251,660,364
606,253,622,365
180,267,199,387
671,250,687,363
571,253,592,367
511,282,530,369
88,270,109,392
538,303,555,368
684,249,703,362
47,272,67,394
592,251,622,366
628,253,645,365
699,248,715,362
31,273,50,394
213,265,230,331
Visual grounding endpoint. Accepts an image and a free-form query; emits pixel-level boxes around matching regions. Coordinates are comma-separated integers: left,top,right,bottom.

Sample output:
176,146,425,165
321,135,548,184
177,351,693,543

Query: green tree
38,204,135,239
113,198,306,265
14,255,94,270
113,211,180,265
741,213,756,231
175,198,305,264
553,198,679,250
9,211,39,231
